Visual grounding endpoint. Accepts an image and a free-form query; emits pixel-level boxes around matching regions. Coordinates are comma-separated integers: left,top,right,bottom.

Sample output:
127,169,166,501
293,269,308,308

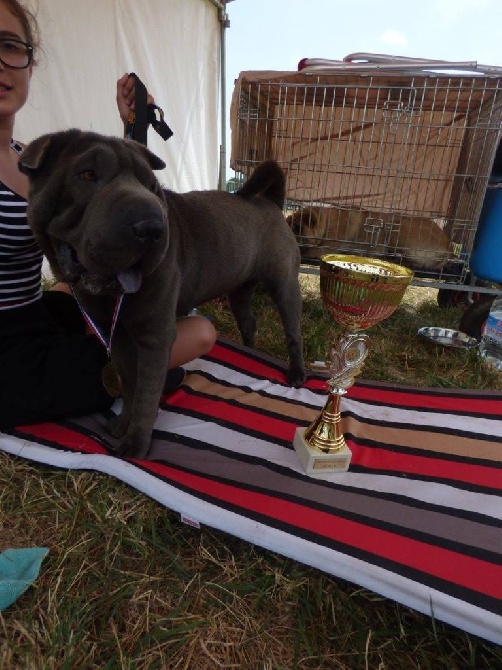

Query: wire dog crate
229,54,502,290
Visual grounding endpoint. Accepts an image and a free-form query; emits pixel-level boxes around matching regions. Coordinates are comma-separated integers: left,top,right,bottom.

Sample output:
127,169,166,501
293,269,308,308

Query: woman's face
0,2,32,122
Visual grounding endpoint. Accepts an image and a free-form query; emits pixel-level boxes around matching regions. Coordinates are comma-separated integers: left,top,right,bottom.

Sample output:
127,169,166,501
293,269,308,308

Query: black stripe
131,458,502,618
161,384,502,493
151,426,502,527
145,432,502,562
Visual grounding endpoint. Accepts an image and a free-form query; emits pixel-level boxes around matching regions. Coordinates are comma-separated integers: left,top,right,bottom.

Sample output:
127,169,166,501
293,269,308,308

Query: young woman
0,0,216,428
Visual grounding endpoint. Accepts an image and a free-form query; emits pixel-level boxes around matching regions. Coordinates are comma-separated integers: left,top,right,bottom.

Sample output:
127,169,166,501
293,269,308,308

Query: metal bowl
417,326,479,349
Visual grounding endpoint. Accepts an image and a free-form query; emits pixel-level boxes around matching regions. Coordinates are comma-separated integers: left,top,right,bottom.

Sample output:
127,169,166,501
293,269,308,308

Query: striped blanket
1,337,501,644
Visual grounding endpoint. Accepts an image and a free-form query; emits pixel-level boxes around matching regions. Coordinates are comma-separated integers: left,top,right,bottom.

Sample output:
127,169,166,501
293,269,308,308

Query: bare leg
169,315,217,368
49,282,72,294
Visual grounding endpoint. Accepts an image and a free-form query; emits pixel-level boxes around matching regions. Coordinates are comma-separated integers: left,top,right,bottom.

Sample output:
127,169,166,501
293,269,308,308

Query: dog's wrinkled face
19,129,168,295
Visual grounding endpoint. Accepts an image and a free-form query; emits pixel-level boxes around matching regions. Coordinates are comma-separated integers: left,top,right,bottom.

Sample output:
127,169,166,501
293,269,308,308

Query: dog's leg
106,325,137,440
266,274,306,388
117,324,176,459
228,281,258,348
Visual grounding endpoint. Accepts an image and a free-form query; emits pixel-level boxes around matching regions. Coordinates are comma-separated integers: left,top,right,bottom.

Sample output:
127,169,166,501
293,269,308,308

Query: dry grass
1,276,501,669
206,275,502,391
2,457,500,669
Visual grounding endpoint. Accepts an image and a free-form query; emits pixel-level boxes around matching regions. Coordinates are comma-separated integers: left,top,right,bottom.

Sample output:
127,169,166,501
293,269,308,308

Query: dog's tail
235,161,285,209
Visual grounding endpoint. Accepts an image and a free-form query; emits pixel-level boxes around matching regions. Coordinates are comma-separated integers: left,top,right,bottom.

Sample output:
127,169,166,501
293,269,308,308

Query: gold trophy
294,254,414,476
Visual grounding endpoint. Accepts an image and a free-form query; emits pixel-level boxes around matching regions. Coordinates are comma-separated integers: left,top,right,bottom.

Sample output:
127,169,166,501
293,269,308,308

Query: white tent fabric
15,0,221,192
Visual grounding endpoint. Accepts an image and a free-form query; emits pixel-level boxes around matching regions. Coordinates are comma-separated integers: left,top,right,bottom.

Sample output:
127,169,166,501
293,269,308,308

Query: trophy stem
303,388,348,453
305,331,369,453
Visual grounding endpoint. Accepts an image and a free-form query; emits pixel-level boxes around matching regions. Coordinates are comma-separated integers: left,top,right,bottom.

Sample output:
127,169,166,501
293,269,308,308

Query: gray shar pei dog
19,129,306,459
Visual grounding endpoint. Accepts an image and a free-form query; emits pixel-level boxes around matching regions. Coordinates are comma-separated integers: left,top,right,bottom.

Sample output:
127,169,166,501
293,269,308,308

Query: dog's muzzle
54,240,145,296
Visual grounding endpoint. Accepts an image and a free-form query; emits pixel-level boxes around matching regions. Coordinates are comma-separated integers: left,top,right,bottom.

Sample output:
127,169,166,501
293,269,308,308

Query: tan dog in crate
286,205,458,272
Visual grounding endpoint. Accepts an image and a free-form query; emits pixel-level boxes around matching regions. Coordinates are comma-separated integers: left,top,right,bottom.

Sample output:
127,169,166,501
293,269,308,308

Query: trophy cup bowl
294,254,414,476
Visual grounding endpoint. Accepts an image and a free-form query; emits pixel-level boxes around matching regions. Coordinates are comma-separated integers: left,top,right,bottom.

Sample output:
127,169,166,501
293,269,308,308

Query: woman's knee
171,315,217,367
195,315,217,354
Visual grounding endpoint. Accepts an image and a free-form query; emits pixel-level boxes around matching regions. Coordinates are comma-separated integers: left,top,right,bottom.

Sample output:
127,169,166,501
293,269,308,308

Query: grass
205,275,502,391
1,275,501,669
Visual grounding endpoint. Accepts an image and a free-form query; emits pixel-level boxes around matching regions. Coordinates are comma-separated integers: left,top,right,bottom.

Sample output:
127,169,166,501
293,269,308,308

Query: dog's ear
18,135,53,173
125,140,166,171
142,146,166,171
19,129,84,175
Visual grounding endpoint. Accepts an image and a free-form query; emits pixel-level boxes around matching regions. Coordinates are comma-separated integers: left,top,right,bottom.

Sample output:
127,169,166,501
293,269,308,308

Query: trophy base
293,427,352,476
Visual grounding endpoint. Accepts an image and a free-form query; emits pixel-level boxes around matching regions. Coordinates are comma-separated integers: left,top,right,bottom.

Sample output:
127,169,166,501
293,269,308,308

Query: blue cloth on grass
0,547,49,610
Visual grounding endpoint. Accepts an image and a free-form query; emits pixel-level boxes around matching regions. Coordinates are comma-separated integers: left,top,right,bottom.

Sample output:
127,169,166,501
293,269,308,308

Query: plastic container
479,293,502,371
470,177,502,283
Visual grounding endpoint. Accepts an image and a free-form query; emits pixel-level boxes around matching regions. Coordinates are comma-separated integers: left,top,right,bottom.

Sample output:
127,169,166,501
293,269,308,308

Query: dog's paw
117,437,151,460
287,365,307,388
106,414,128,439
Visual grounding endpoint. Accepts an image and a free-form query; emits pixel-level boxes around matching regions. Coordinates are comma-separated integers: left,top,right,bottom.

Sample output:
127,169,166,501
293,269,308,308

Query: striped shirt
0,140,43,311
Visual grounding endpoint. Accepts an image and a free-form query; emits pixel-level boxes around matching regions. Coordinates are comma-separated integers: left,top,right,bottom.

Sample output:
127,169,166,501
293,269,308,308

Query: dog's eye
77,170,98,182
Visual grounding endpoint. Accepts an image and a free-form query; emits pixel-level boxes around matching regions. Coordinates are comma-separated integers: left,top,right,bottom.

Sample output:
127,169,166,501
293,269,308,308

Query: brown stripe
186,374,502,463
345,415,502,463
185,372,319,423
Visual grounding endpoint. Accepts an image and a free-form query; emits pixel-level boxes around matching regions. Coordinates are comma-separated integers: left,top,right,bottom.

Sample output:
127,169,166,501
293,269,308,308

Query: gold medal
101,362,123,398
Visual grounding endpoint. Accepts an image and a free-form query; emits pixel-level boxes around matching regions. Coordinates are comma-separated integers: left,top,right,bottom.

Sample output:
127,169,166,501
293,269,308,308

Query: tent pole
206,0,231,190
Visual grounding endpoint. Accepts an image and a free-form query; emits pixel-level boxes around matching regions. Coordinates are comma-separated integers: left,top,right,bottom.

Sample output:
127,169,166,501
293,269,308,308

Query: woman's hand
116,73,155,125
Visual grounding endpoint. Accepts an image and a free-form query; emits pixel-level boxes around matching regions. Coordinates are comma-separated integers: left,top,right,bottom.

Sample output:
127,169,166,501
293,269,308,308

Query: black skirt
0,292,114,428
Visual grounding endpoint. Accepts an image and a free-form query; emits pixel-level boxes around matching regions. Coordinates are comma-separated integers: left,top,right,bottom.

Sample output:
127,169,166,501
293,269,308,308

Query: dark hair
2,0,40,54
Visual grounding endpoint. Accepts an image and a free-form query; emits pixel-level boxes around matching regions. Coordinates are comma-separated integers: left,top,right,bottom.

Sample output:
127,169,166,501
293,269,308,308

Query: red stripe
349,442,502,490
18,410,501,491
171,392,296,441
17,423,108,454
211,343,502,415
208,343,288,382
209,343,332,392
348,385,502,416
172,389,501,490
141,460,502,599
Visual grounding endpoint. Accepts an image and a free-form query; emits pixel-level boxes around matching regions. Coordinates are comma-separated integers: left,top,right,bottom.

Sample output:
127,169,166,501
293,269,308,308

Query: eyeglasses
0,38,33,69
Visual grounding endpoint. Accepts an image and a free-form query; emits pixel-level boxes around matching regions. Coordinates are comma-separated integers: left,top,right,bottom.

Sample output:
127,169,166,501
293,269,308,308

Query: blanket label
180,514,201,529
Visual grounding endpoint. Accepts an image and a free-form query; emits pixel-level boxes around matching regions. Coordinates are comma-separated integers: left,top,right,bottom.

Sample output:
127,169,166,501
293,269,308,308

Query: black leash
124,72,173,145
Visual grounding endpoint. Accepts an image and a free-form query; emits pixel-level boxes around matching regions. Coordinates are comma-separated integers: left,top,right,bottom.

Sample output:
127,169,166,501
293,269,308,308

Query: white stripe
0,250,41,259
0,200,26,207
185,358,502,438
343,397,502,439
152,408,502,521
0,213,28,220
0,233,35,240
0,275,41,286
0,262,42,274
0,292,41,310
184,357,325,404
0,279,41,294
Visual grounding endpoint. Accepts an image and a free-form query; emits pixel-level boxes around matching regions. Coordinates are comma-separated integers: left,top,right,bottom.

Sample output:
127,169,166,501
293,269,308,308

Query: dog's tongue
117,267,142,294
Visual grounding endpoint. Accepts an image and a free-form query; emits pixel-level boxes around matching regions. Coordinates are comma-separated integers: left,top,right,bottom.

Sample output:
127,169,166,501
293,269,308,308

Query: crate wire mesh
229,55,502,288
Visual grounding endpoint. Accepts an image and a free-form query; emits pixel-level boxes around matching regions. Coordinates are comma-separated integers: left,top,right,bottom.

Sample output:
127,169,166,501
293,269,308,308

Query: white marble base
293,427,352,476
